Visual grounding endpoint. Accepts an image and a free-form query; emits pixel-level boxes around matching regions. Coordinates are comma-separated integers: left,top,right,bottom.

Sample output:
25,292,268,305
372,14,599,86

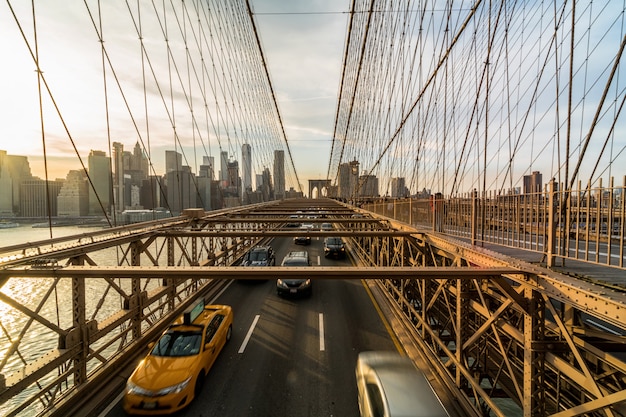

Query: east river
0,224,135,417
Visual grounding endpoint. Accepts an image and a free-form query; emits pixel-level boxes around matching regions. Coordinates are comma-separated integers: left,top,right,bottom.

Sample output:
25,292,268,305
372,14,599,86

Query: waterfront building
20,179,64,217
57,170,89,216
0,151,13,216
140,176,162,210
163,166,195,215
0,150,33,216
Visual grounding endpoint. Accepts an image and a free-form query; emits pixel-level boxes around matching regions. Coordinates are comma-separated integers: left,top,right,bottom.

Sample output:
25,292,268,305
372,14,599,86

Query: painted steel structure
0,199,624,417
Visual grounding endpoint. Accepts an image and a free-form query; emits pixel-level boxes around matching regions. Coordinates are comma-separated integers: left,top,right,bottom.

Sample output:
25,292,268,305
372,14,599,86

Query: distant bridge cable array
5,0,300,225
328,0,626,199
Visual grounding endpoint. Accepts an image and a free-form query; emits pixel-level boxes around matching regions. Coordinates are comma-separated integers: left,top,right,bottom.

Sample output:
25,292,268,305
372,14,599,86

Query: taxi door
202,314,225,370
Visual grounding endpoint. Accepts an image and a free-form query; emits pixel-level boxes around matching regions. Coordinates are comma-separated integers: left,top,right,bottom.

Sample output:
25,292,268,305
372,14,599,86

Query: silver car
355,351,449,417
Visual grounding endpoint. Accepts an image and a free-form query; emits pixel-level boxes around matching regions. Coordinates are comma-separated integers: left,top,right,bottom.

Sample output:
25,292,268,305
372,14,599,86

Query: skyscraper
198,156,214,210
88,150,112,215
0,150,33,216
338,160,360,200
242,144,252,200
165,150,182,173
0,151,13,215
220,151,229,183
112,142,125,212
390,177,407,198
273,150,285,200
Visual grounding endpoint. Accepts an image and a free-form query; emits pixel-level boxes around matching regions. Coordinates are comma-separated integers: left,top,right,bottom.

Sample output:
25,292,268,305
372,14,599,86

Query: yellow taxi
123,301,233,415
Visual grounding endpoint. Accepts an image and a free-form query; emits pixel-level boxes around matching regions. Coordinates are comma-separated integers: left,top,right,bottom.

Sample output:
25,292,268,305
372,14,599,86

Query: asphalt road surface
105,235,397,417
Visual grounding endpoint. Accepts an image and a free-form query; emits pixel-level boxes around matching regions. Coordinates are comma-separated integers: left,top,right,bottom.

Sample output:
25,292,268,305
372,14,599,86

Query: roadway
102,234,398,417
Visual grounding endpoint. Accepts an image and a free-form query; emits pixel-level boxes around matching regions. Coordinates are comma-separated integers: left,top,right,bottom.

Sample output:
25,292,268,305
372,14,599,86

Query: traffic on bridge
1,1,625,417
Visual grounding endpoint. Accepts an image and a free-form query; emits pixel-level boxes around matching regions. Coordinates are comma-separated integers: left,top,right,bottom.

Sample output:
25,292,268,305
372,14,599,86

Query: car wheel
226,324,232,342
194,371,205,398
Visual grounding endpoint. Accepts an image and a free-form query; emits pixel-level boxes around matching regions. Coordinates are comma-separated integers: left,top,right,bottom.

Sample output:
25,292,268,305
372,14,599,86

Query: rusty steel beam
158,230,407,237
0,265,519,279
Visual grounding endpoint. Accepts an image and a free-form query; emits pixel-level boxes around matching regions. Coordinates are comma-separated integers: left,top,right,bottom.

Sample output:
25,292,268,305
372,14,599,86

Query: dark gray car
242,246,275,266
324,237,345,258
277,251,312,297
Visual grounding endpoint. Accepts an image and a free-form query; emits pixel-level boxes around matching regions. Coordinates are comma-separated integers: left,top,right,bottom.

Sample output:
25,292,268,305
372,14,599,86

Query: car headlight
126,376,192,397
302,279,311,287
155,377,192,396
277,279,287,288
126,381,144,395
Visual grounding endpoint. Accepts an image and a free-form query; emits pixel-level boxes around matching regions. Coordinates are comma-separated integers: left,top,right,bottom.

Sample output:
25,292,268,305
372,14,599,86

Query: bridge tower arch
308,179,331,199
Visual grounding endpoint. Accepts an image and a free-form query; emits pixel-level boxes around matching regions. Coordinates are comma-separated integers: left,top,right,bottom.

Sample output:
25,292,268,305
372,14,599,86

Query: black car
241,246,275,266
277,251,312,297
294,224,313,245
294,235,311,245
324,237,346,258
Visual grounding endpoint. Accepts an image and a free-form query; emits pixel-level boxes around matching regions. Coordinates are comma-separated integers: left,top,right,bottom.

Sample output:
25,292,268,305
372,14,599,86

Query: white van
355,351,449,417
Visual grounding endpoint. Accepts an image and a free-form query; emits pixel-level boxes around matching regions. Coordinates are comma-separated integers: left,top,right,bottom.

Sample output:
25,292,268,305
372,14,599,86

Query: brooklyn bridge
0,1,625,416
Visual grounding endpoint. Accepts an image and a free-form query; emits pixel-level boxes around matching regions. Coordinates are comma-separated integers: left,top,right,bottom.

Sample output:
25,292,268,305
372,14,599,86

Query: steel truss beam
0,200,625,417
358,223,626,417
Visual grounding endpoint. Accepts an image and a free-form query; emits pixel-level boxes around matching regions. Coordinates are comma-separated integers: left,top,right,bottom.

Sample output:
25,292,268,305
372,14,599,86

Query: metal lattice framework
348,212,626,417
0,199,625,417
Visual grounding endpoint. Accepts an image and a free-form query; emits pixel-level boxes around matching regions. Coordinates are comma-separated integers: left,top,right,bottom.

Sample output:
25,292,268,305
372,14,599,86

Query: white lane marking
319,313,325,351
316,255,320,265
239,314,260,353
98,391,125,417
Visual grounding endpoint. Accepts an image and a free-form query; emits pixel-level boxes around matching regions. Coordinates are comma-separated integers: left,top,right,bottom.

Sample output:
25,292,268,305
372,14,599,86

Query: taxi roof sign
183,298,205,325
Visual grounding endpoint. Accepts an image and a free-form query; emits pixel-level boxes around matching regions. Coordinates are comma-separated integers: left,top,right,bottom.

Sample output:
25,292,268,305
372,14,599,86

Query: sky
0,0,350,192
2,1,624,196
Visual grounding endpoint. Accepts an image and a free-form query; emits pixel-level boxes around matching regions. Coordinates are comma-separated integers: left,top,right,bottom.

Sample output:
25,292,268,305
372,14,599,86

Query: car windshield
151,330,202,357
327,237,342,245
283,259,308,266
248,251,267,261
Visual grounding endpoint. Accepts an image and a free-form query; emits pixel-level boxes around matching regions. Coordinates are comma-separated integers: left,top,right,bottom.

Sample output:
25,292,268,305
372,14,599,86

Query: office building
0,150,33,216
57,170,89,216
358,172,379,198
242,144,252,200
164,166,195,215
338,160,359,200
391,177,408,198
112,142,125,212
20,179,64,217
165,150,182,174
273,150,285,200
220,150,229,183
88,150,112,215
523,171,543,194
